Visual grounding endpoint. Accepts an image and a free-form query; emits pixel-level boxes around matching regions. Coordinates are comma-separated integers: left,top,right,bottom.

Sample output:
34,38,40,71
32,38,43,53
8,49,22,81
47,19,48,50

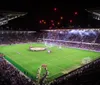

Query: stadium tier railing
4,56,36,81
43,39,100,45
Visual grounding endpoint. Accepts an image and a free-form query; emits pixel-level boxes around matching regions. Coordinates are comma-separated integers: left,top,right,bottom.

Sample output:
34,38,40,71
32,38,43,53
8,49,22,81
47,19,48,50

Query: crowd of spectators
0,32,39,44
44,29,100,43
43,29,100,51
63,41,100,51
0,54,35,85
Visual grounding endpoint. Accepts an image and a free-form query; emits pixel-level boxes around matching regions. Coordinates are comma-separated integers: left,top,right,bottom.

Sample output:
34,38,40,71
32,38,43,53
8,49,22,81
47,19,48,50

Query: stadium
0,28,100,85
0,3,100,85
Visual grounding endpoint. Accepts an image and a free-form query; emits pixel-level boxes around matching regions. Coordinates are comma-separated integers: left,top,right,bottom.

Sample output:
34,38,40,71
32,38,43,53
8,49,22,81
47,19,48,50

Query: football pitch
0,43,100,81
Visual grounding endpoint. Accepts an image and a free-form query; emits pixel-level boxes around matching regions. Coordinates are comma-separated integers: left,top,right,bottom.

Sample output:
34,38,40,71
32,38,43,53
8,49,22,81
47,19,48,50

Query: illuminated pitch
0,43,100,81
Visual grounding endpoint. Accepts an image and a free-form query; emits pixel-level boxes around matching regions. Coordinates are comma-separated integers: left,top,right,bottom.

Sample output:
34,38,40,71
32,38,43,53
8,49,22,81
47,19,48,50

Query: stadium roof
0,11,27,26
86,9,100,13
86,9,100,20
0,31,36,34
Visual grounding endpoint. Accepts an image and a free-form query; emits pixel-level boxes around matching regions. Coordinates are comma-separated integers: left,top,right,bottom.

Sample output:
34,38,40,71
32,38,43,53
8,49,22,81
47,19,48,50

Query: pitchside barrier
43,39,100,46
4,56,36,81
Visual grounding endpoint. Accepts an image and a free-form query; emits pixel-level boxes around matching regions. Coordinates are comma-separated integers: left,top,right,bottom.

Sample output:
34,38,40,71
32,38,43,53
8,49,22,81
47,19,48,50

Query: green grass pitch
0,43,100,81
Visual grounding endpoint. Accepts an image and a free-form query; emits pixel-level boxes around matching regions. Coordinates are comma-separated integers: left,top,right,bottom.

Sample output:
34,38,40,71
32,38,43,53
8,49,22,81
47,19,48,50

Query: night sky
0,0,100,31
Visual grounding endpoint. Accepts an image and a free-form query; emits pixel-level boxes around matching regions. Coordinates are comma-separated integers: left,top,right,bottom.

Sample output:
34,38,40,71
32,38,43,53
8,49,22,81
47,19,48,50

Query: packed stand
44,29,100,44
0,32,39,44
0,54,35,85
43,29,100,51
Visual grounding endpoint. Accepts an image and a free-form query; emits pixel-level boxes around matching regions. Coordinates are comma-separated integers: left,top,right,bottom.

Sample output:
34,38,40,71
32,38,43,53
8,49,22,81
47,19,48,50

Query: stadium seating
0,32,37,44
43,29,100,51
0,55,35,85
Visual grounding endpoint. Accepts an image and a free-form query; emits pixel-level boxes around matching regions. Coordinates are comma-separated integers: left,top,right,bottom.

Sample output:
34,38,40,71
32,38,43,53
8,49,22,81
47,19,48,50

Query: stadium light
54,8,57,11
60,16,63,19
69,19,72,23
74,11,78,15
44,22,46,24
42,20,44,22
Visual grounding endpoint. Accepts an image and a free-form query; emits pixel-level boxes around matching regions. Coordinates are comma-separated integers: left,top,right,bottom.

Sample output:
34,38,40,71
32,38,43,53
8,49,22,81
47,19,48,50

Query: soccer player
47,49,51,53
